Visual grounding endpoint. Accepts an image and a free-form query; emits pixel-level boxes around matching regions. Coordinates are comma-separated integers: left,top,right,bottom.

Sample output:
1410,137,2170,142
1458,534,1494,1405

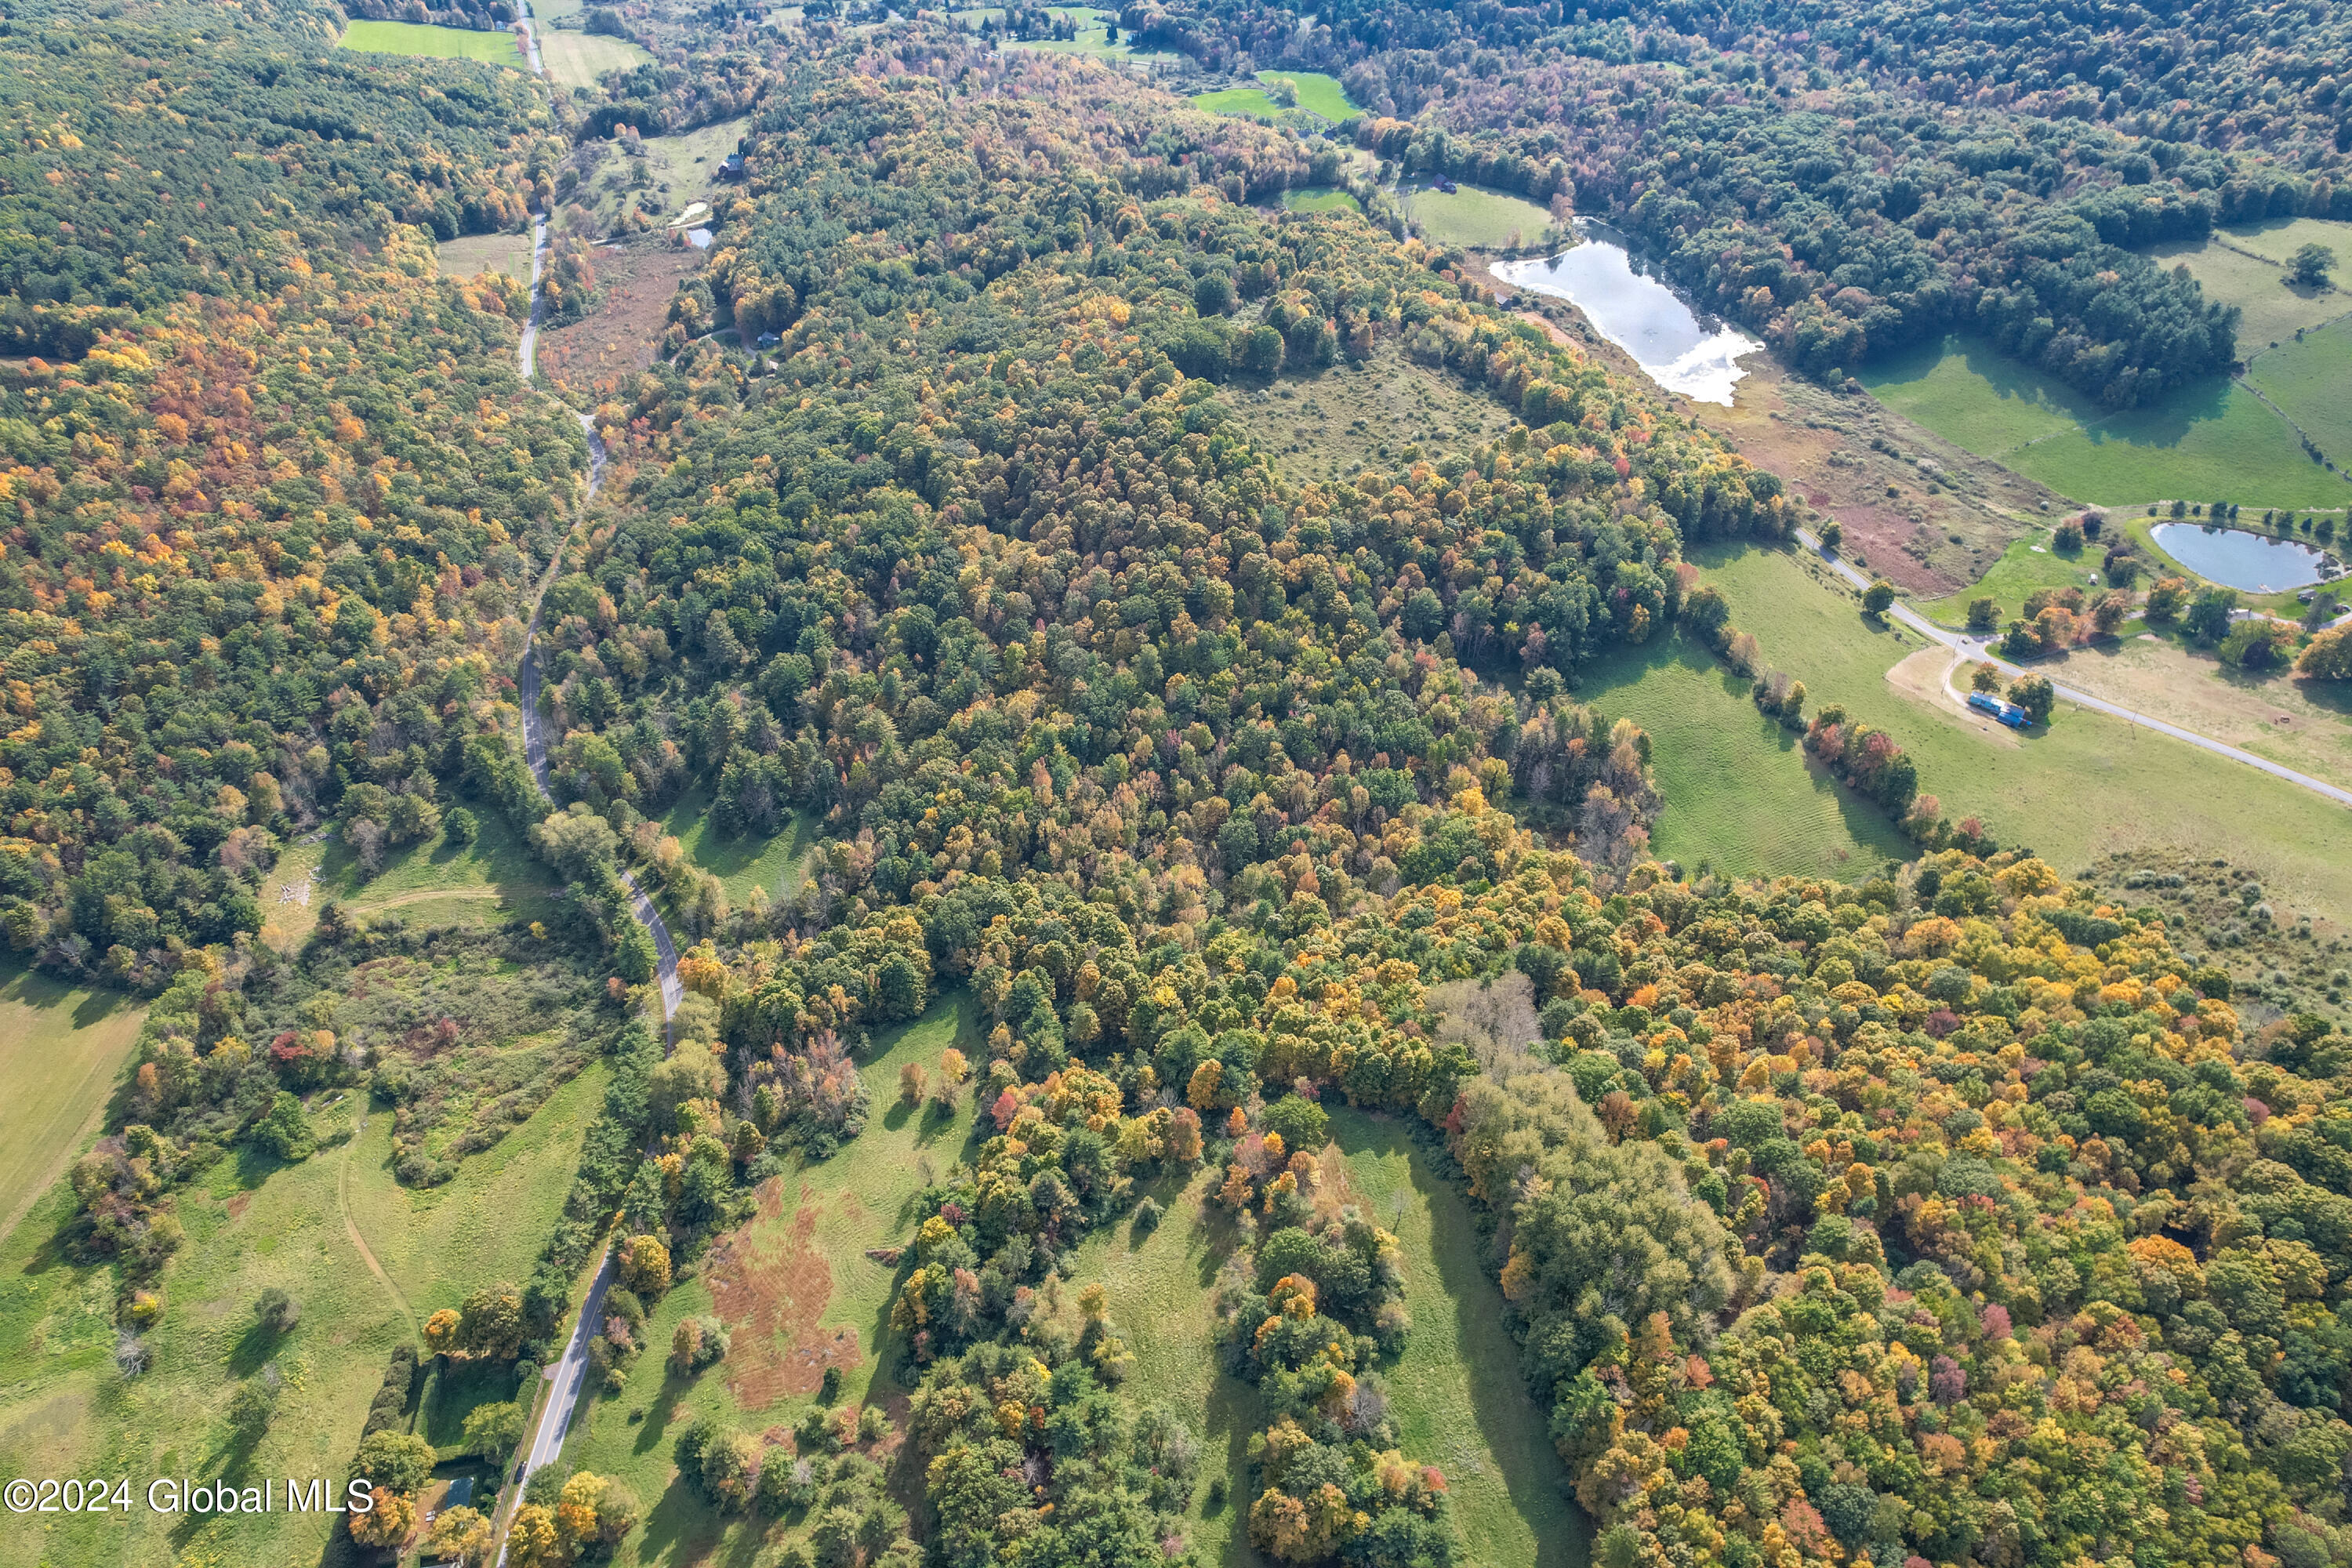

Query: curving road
496,5,684,1544
1794,528,2352,810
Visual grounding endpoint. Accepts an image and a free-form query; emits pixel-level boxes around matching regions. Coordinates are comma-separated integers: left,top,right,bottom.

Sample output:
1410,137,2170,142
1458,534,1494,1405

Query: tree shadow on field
1332,1111,1593,1568
2078,372,2234,448
631,1367,691,1457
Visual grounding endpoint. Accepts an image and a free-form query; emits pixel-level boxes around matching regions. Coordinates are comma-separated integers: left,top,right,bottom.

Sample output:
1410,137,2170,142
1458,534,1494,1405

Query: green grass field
564,117,747,240
2147,230,2347,351
659,789,815,909
1073,1165,1259,1565
437,229,535,284
338,18,526,63
2215,216,2352,270
1863,335,2351,510
1330,1111,1590,1568
1700,544,2352,924
1282,187,1362,216
2249,314,2352,472
1193,85,1290,118
1001,6,1172,60
0,964,147,1243
258,808,556,948
538,27,650,86
1917,533,2113,627
1398,183,1555,251
1255,70,1356,121
0,1065,601,1568
1570,631,1914,880
562,996,980,1565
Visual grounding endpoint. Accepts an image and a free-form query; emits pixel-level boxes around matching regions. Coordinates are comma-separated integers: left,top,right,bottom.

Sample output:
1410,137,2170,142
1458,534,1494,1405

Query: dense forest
1131,0,2352,401
15,5,2352,1568
0,0,586,981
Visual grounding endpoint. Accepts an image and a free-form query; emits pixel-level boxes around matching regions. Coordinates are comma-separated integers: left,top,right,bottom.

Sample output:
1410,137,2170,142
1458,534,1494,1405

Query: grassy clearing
1917,533,2112,626
1399,184,1555,251
2147,232,2345,350
1255,70,1356,121
257,807,556,948
1328,1110,1589,1568
338,19,525,63
1863,335,2350,510
538,27,650,86
0,1066,601,1568
1001,6,1172,60
1700,544,2352,924
1193,85,1288,118
1214,340,1516,486
2025,632,2352,791
2216,216,2352,270
657,789,815,909
2249,314,2352,469
1281,187,1361,216
565,117,747,239
1073,1166,1260,1566
437,229,535,284
1570,630,1915,881
561,995,981,1566
0,964,147,1243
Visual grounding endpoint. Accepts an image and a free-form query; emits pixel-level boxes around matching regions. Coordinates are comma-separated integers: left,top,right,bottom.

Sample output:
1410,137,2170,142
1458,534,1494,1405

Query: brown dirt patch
702,1176,864,1412
1495,289,2058,594
1886,646,2020,750
1686,354,2063,594
535,238,706,401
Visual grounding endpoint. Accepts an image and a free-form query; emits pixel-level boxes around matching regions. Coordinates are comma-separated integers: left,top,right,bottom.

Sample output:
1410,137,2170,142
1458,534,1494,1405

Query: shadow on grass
1331,1112,1593,1568
631,1367,693,1457
634,1469,737,1568
1203,1367,1265,1568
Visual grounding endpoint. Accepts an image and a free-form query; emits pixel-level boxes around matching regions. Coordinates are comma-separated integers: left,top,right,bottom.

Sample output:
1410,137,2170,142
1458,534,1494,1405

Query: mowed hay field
538,27,651,87
1193,85,1290,119
1072,1164,1258,1565
437,228,535,284
1282,187,1362,216
1570,631,1915,881
1399,183,1555,251
1699,545,2352,923
1862,335,2352,510
338,18,527,64
2146,227,2349,351
2249,313,2352,474
561,996,979,1566
0,964,147,1243
1916,533,2112,628
1257,71,1357,121
656,788,815,910
0,1068,601,1568
256,807,556,949
1328,1111,1590,1568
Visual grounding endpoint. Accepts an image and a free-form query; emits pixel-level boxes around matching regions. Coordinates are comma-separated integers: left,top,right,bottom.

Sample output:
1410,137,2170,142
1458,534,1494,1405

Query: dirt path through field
340,1125,416,1334
1886,644,2021,748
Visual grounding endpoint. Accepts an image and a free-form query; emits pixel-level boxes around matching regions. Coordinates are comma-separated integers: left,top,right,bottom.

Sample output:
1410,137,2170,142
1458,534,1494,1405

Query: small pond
2149,523,2335,593
1493,220,1763,405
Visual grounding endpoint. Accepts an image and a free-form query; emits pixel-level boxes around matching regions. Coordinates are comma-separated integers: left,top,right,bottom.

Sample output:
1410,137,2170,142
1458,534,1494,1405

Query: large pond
1492,220,1763,405
2150,523,2335,593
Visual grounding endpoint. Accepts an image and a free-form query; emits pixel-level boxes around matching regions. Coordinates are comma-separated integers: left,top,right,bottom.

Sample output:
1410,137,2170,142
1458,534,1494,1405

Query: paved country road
495,18,683,1545
1794,528,2352,811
